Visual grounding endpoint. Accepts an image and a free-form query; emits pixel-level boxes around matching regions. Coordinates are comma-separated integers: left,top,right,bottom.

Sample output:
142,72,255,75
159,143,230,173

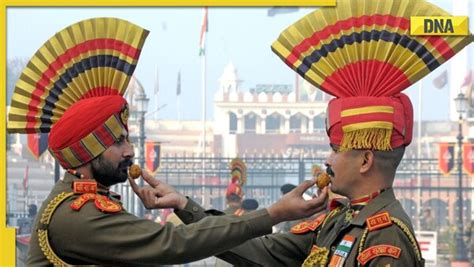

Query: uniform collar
350,190,381,206
350,188,396,226
329,197,348,211
64,172,121,200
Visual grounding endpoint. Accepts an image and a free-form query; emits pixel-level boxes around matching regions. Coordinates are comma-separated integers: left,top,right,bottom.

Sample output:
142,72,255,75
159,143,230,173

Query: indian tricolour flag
199,7,208,56
329,235,356,267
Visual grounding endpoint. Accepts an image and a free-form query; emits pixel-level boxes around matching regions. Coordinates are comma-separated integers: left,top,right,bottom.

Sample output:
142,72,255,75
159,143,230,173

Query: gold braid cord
356,216,422,266
38,192,75,267
357,228,370,267
321,207,342,229
390,217,423,261
302,247,329,267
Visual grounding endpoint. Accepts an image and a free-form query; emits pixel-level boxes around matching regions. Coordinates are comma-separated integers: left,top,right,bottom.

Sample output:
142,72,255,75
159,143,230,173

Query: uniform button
331,246,336,251
192,207,199,212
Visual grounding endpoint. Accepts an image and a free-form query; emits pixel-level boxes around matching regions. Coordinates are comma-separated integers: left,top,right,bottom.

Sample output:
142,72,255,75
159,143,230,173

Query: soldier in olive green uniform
166,0,473,265
7,17,329,266
27,172,275,265
177,187,423,266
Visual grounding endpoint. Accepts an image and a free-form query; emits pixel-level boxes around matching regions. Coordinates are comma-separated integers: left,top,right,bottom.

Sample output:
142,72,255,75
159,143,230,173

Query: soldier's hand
128,170,188,210
266,180,328,225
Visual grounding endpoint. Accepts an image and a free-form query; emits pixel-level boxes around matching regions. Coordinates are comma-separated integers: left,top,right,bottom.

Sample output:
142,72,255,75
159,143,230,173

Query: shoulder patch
70,193,96,211
291,213,326,234
94,195,122,213
366,211,392,232
357,244,401,265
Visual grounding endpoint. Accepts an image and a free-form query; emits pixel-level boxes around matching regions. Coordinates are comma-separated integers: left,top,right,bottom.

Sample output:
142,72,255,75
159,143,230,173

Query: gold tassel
339,128,392,152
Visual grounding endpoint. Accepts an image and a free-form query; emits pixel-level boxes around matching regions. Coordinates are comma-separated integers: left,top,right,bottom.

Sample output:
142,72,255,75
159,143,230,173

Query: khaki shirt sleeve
49,198,273,265
176,198,313,266
216,231,314,266
361,225,423,267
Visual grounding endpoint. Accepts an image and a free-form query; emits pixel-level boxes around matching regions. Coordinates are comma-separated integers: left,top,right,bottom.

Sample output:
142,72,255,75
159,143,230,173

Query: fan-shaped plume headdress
272,0,473,151
7,17,149,168
226,158,247,199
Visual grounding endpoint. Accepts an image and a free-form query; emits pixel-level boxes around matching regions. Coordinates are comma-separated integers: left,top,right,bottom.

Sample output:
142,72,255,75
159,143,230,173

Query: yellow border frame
1,1,335,266
4,0,336,6
0,0,15,264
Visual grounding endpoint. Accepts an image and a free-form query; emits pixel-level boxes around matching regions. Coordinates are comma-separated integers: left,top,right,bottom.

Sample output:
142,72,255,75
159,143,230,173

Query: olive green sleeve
215,231,314,266
174,197,213,222
48,199,273,265
176,198,313,266
361,226,424,267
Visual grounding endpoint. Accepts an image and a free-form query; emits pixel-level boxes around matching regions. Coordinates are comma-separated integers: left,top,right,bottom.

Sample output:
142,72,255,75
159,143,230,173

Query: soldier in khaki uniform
137,0,474,266
6,17,330,266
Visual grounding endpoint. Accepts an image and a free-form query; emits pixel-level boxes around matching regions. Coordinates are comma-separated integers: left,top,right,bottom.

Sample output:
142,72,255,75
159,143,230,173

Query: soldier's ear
359,150,374,174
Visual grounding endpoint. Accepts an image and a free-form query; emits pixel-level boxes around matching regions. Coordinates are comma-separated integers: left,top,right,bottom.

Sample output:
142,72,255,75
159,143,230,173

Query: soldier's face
325,145,360,198
91,131,134,187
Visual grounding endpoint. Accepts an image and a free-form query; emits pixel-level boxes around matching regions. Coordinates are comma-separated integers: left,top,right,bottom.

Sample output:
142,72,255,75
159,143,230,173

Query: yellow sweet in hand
129,164,142,179
316,172,331,189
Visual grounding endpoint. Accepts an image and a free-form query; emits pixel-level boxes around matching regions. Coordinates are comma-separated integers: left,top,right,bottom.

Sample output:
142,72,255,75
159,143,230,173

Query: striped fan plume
8,17,149,133
230,158,247,186
271,0,474,98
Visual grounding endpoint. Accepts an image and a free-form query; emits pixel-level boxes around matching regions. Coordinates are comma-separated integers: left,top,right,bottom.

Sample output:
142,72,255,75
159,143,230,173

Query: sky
6,1,472,122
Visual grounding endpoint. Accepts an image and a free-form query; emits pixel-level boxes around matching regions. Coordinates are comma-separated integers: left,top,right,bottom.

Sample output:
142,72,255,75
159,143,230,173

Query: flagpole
24,185,27,213
177,96,181,121
198,7,208,207
416,80,422,230
201,38,207,207
176,70,181,122
154,66,159,121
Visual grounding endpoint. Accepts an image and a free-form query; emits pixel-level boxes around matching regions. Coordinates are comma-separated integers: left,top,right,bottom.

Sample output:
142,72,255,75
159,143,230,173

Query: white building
213,62,331,158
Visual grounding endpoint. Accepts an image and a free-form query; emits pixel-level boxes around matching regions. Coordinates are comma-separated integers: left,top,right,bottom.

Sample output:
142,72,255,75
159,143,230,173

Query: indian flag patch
328,235,356,267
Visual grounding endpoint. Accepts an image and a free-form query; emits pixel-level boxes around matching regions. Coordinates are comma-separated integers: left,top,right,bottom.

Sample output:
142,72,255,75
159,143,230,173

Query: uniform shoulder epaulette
291,213,326,234
366,211,392,232
356,212,423,265
70,193,122,213
70,180,122,213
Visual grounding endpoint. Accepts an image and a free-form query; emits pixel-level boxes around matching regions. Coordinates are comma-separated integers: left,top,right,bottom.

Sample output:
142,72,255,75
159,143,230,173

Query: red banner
145,141,161,174
463,143,474,175
27,133,48,159
438,143,455,175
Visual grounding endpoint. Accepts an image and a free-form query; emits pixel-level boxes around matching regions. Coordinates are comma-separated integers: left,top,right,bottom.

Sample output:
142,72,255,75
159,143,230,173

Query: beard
91,155,133,187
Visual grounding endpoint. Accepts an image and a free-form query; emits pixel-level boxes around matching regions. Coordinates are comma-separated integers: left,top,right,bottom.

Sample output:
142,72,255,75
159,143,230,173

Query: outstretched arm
129,170,329,225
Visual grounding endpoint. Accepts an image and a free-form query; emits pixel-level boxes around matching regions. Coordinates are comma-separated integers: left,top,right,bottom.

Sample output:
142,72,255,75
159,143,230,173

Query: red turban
48,95,129,168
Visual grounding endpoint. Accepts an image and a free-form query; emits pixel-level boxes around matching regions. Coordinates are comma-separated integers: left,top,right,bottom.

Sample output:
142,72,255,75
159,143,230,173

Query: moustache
326,166,335,177
119,159,134,169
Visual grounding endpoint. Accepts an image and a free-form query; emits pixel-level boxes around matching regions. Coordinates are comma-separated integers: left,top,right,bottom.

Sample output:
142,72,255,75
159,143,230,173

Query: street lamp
453,92,468,263
135,90,149,218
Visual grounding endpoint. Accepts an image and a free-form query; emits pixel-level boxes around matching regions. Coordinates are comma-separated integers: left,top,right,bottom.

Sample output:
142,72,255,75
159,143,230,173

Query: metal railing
110,156,473,230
